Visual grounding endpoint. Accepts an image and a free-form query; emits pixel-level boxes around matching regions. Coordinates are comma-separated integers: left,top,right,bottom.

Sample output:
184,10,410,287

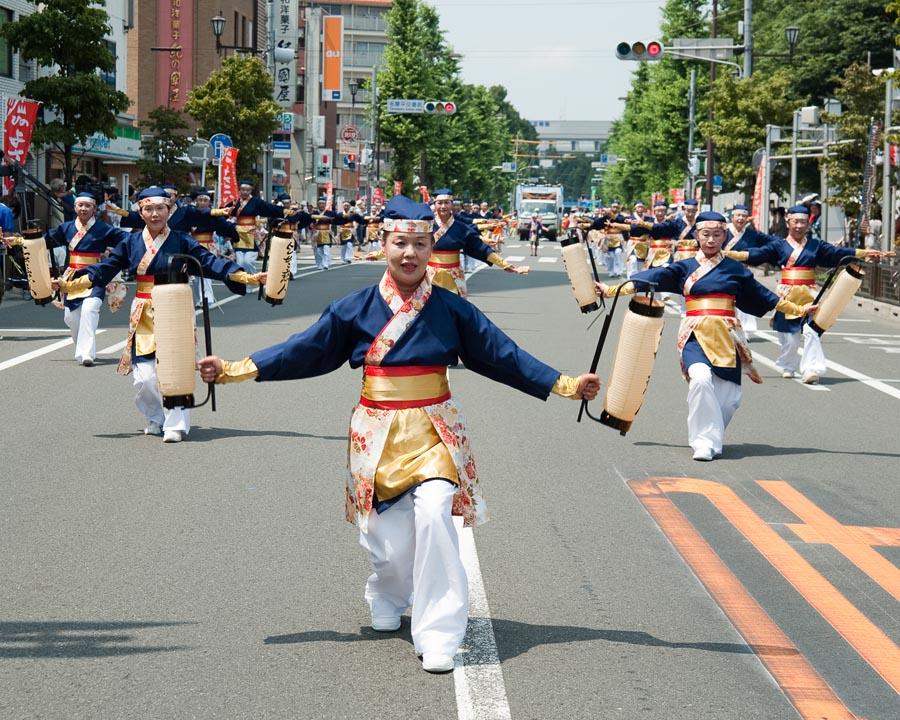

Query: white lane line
537,257,557,263
503,256,526,262
455,519,512,720
750,350,829,391
0,330,101,372
753,329,900,398
0,328,72,333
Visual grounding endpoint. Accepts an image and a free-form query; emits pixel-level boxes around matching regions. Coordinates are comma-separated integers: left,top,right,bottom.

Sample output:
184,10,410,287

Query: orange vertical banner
322,16,343,102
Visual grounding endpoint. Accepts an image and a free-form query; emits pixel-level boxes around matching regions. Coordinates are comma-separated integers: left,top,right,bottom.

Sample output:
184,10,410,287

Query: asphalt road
2,243,900,719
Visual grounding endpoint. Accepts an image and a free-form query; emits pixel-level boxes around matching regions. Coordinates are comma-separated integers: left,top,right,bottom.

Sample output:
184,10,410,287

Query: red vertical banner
418,186,430,203
325,181,333,210
372,187,384,206
671,188,684,206
218,147,239,206
3,98,40,192
751,158,765,229
393,181,403,197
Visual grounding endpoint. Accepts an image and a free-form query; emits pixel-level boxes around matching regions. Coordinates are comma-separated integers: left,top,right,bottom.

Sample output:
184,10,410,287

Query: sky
430,0,669,123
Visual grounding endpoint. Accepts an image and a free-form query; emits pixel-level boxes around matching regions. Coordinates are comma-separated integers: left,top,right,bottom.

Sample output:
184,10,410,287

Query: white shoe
371,615,401,632
144,422,163,436
421,653,455,673
801,373,819,385
781,370,796,379
163,430,183,443
692,448,714,462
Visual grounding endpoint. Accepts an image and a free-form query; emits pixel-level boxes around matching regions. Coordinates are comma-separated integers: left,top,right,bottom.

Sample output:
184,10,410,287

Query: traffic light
424,100,456,115
342,153,357,171
615,41,664,61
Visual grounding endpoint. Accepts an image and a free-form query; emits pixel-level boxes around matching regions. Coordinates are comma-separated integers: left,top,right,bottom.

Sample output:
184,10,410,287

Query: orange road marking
634,477,900,702
759,480,900,605
630,478,857,720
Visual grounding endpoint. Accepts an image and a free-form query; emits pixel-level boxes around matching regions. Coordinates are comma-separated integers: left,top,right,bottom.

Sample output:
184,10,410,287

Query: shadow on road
263,617,786,662
0,620,193,659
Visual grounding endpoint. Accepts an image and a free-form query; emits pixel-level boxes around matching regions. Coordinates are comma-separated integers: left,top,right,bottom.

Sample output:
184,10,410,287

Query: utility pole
705,0,718,208
743,0,752,78
686,68,697,198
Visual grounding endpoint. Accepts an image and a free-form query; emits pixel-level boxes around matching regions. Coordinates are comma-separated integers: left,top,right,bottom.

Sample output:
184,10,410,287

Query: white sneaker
421,653,455,673
801,373,819,385
163,430,183,443
781,370,796,379
371,615,401,632
144,422,163,436
692,448,714,462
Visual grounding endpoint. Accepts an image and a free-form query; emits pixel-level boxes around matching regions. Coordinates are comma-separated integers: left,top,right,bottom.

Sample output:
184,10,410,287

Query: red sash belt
236,217,257,227
428,250,461,269
192,231,214,245
359,365,451,409
780,266,816,285
685,293,736,317
136,274,154,299
68,252,101,269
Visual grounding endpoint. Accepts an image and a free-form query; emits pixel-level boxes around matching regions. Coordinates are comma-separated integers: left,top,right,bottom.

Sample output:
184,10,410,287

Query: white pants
625,253,638,279
314,244,332,269
289,249,298,276
191,277,216,306
235,250,258,275
132,360,190,433
64,296,102,363
686,363,741,455
776,325,826,376
340,242,354,263
736,308,757,333
358,480,468,657
606,247,624,276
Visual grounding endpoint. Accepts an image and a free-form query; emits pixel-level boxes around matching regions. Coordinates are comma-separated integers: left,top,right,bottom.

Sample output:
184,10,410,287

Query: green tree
820,63,887,240
136,106,193,188
0,0,132,183
184,56,280,180
602,0,709,205
379,0,435,191
747,0,894,102
703,70,796,195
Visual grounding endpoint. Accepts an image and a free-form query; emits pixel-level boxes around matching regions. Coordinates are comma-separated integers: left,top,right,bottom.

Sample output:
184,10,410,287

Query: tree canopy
377,0,535,202
605,0,897,219
0,0,132,183
184,56,281,181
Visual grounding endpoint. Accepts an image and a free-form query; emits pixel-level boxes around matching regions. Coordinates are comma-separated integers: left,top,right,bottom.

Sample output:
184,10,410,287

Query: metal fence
856,258,900,305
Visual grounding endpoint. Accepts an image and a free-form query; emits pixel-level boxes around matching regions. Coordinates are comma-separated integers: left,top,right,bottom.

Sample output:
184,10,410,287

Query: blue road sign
209,133,233,160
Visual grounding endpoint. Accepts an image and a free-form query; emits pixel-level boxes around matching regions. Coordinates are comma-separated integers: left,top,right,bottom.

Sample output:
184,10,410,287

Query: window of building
0,9,13,79
99,40,116,87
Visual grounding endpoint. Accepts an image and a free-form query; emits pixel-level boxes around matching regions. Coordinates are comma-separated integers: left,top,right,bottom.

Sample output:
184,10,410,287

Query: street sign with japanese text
386,99,425,114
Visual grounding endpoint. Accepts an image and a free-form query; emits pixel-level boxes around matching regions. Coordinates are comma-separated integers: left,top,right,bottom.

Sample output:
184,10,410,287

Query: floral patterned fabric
345,270,487,532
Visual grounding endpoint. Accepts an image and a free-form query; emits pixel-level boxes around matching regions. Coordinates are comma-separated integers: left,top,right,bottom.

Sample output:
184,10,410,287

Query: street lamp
785,25,800,63
348,79,359,118
211,12,255,56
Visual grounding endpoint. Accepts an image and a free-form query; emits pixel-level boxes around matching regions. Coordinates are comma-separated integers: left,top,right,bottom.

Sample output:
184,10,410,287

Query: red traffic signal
424,100,457,115
615,40,665,61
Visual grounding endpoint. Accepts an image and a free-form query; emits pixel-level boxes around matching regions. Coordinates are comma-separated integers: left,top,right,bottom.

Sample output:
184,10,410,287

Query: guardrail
857,258,900,305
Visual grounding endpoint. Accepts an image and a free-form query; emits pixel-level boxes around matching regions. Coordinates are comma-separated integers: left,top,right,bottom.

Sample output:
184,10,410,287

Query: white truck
514,184,565,242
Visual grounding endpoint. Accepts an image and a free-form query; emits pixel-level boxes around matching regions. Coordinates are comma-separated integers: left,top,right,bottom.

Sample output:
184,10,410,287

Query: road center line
454,519,512,720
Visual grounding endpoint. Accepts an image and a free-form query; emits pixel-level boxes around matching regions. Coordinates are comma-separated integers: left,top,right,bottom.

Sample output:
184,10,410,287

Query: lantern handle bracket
578,280,659,424
167,253,216,412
